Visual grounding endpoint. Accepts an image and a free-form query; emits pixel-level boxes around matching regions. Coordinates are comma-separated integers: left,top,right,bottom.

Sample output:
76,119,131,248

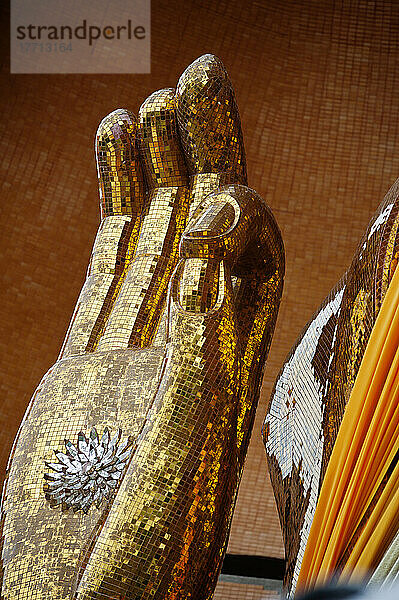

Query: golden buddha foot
1,54,284,599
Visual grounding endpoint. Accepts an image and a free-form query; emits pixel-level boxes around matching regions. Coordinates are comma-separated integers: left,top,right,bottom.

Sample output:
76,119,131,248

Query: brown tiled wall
214,580,276,599
1,0,398,579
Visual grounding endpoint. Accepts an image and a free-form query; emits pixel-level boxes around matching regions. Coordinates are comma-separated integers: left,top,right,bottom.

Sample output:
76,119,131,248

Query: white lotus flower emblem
44,427,134,513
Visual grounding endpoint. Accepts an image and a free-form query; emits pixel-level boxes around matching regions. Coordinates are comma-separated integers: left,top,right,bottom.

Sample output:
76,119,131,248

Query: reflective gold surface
264,179,399,596
1,55,284,599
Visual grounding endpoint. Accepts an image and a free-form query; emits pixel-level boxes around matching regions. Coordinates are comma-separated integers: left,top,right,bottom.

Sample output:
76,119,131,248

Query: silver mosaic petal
44,427,134,513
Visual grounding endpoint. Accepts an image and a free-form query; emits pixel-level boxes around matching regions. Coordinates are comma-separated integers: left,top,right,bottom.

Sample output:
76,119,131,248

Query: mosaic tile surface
1,55,284,599
2,0,399,581
264,179,399,595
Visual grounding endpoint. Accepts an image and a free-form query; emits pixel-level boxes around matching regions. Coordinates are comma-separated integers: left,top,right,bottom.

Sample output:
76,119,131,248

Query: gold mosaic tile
1,0,399,592
1,55,284,598
264,179,399,596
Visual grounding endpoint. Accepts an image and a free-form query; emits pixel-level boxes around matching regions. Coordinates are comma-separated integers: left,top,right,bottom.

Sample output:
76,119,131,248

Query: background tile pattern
214,579,277,600
1,1,399,595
